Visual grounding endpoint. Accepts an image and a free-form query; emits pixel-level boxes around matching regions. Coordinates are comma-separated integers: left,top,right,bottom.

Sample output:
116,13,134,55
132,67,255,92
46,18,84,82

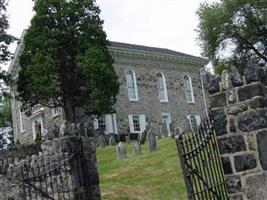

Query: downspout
199,68,209,119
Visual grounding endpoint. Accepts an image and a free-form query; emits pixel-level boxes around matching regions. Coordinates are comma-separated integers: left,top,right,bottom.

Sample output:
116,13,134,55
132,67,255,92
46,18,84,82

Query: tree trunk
64,97,76,123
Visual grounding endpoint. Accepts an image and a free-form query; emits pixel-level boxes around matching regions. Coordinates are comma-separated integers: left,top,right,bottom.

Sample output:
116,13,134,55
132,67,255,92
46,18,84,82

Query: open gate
175,120,228,200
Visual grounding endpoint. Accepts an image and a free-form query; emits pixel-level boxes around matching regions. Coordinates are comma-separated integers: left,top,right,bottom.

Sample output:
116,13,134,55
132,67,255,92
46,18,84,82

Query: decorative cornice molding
110,48,208,67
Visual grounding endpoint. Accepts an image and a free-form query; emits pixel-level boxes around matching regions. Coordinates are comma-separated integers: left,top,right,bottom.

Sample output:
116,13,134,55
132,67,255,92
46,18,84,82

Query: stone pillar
208,66,267,200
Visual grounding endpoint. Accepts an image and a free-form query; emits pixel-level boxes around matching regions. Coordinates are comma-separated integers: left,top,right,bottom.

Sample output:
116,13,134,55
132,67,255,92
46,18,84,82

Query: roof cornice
109,47,208,67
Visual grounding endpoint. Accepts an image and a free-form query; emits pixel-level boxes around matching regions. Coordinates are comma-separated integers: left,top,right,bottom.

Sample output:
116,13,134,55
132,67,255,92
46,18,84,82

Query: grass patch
97,138,187,200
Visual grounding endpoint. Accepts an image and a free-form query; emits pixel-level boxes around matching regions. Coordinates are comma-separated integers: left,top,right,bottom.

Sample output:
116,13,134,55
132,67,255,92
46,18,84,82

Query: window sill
187,101,195,104
160,100,169,103
20,130,26,134
129,99,139,102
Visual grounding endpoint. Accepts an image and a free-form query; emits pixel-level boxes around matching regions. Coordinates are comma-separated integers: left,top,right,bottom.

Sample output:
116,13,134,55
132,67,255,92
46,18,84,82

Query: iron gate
176,120,228,200
19,139,92,200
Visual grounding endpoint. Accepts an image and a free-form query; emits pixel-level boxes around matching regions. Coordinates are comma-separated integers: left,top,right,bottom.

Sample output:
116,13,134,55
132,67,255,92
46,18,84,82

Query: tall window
184,75,194,103
157,73,168,102
126,70,138,101
98,115,106,130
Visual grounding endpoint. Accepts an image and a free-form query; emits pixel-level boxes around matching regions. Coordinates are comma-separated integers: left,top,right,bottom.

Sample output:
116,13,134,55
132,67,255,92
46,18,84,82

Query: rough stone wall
0,124,100,200
209,64,267,200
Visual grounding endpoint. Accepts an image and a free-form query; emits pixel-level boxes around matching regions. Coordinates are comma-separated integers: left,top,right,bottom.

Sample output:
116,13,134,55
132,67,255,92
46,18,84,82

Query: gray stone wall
209,65,267,200
112,52,207,135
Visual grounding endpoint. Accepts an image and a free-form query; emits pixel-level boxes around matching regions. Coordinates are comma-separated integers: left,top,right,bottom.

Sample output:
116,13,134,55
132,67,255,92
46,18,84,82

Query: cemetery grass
97,138,187,200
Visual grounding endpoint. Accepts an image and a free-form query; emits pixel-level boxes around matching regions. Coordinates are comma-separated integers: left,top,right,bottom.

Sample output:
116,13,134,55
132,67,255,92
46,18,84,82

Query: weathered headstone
109,135,117,146
139,123,151,145
169,122,175,138
134,143,142,155
126,135,130,143
147,130,157,152
98,135,106,148
117,142,127,160
157,129,162,139
161,121,168,137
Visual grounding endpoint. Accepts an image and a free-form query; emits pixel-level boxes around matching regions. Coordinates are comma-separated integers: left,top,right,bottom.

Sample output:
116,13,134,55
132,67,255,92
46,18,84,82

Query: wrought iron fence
19,139,92,200
175,120,228,200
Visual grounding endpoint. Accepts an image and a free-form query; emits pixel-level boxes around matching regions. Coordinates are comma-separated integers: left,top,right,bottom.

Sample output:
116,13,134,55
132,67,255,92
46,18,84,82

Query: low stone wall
209,63,267,200
0,121,101,200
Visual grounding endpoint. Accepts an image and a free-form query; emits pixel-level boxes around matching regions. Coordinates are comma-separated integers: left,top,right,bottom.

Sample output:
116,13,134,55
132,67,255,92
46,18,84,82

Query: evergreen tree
17,0,120,122
197,0,267,74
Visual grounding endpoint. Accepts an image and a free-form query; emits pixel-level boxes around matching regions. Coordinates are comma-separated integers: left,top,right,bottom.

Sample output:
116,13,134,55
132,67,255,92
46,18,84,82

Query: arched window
126,70,138,101
184,75,194,103
157,73,168,102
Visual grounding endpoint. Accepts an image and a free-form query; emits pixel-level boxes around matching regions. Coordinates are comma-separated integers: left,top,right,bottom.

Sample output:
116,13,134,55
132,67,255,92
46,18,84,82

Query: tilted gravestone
169,122,175,138
98,135,106,148
139,123,151,145
117,142,127,160
161,121,168,137
147,129,157,152
109,135,116,146
134,143,142,156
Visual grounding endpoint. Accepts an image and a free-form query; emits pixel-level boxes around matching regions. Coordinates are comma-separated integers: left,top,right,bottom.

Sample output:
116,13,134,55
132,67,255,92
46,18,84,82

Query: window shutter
112,114,118,134
128,115,134,133
93,117,99,129
105,114,114,134
195,115,201,126
140,115,146,132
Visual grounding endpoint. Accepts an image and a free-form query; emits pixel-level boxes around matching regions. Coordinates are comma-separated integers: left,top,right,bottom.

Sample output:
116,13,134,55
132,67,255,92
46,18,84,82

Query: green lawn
96,138,187,200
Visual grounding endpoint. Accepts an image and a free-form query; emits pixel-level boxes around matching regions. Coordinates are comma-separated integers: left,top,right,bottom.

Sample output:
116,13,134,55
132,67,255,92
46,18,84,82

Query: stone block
221,156,233,174
249,96,265,109
238,83,263,102
226,175,242,194
210,92,227,108
227,103,248,115
208,76,220,94
218,135,246,155
238,110,267,132
257,130,267,170
244,62,262,84
245,172,267,200
234,154,257,172
211,108,227,136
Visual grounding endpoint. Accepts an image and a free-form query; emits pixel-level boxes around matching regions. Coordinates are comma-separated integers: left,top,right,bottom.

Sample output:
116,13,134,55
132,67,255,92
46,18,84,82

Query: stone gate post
209,64,267,200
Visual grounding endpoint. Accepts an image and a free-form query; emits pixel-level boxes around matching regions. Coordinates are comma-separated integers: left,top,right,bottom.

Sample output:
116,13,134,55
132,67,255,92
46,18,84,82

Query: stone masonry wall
209,63,267,200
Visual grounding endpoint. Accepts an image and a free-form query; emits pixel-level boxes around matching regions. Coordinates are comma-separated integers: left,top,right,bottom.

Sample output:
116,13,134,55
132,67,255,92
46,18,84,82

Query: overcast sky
4,0,217,70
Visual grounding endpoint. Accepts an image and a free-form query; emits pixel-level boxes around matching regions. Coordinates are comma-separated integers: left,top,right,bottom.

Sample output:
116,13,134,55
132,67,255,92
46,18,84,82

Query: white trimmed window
128,114,146,133
126,70,138,101
186,115,201,131
157,73,168,102
93,114,118,134
184,75,194,103
52,107,61,117
19,110,27,133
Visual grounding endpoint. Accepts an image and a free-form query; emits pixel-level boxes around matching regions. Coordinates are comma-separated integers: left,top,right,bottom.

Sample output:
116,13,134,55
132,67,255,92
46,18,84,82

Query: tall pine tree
17,0,120,123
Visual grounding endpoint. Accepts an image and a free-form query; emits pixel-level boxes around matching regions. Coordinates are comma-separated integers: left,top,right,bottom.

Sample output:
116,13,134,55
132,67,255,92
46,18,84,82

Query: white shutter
93,117,99,129
140,115,146,132
195,115,201,126
105,114,113,134
128,115,134,133
112,114,118,134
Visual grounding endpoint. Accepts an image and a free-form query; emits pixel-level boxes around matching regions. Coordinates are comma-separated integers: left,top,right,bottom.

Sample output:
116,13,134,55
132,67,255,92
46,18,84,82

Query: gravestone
98,135,106,148
109,135,117,146
175,127,180,137
147,130,157,152
169,122,175,138
158,129,162,139
117,142,127,160
126,135,130,143
161,121,168,137
139,123,151,145
134,143,142,155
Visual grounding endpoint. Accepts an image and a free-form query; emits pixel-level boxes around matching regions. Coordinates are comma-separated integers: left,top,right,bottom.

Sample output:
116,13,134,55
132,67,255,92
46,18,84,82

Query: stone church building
9,32,208,144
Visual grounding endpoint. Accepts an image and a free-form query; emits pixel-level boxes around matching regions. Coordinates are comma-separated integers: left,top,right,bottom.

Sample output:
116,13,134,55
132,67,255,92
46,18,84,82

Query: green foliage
17,0,120,122
197,0,267,74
